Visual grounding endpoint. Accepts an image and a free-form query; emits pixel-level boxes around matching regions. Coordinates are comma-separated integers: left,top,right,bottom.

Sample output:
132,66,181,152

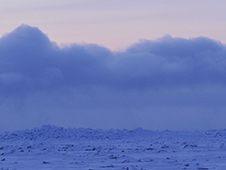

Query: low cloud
0,24,226,131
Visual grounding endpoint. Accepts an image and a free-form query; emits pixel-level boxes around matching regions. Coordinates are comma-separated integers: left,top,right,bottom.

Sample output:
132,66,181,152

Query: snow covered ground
0,125,226,170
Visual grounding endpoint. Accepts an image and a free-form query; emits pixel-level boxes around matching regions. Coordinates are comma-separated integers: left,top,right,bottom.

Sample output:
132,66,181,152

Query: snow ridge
1,125,226,141
0,125,136,141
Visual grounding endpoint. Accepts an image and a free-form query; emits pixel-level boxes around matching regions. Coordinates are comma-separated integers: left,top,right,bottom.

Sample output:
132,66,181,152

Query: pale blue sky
0,0,226,50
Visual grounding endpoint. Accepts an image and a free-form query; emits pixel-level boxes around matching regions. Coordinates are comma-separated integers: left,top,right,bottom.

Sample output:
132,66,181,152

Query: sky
0,1,226,131
1,0,226,50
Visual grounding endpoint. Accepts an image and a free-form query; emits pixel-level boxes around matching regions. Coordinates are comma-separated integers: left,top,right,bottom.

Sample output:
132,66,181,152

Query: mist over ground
0,25,226,132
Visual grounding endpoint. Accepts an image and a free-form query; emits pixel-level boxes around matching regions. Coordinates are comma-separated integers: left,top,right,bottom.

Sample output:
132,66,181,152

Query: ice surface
0,125,226,169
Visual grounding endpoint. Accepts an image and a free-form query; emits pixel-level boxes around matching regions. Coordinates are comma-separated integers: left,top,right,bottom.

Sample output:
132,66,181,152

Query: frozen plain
0,125,226,170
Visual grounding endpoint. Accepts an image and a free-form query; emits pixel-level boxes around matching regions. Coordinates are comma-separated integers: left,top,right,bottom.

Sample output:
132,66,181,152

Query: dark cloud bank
1,24,226,131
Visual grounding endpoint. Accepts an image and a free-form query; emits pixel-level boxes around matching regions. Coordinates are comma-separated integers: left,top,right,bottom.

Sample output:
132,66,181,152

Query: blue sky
0,1,226,131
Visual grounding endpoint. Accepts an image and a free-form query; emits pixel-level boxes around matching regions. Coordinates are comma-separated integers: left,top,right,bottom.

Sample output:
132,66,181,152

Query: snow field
0,125,226,169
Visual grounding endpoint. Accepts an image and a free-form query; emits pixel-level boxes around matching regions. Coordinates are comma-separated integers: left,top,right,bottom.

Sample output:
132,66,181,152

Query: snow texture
0,125,226,169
